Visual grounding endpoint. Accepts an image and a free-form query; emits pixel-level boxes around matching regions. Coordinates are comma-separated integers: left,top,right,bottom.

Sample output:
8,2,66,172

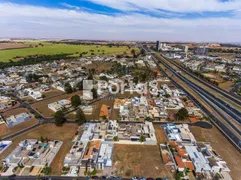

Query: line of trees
0,54,75,69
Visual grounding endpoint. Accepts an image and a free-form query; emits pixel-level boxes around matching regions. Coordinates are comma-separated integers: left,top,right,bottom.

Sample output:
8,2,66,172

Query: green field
0,42,134,62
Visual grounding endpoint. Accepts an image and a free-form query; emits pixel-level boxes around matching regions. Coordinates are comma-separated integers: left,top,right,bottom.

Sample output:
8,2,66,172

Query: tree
133,76,139,84
139,135,146,142
183,97,188,102
175,171,184,180
76,109,86,125
40,136,44,142
41,167,51,175
76,81,83,90
71,95,82,107
131,49,136,57
113,136,119,141
91,88,98,99
165,94,171,98
88,73,93,80
145,116,151,121
54,110,65,126
140,48,145,55
176,108,189,121
64,82,73,94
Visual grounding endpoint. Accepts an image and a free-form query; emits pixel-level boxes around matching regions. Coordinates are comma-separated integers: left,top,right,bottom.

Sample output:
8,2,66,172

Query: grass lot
0,124,78,176
113,144,173,178
0,42,133,62
190,126,241,180
31,91,82,118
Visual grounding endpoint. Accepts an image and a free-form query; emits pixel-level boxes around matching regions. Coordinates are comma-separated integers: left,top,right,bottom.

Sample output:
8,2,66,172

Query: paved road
231,82,241,97
1,176,132,180
2,93,116,140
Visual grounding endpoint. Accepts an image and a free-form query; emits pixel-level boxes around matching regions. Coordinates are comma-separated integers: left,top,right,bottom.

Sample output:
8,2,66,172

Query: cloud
60,2,80,10
0,2,241,42
86,0,241,13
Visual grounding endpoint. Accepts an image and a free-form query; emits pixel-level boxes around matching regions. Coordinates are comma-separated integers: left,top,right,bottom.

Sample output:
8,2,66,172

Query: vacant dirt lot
219,81,234,92
0,108,38,137
0,123,78,175
154,125,168,144
190,126,241,180
113,144,174,179
2,108,29,118
42,89,64,98
31,91,82,117
86,99,115,120
1,118,38,138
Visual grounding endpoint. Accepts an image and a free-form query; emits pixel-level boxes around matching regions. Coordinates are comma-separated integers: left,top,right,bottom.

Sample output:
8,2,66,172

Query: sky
1,0,241,42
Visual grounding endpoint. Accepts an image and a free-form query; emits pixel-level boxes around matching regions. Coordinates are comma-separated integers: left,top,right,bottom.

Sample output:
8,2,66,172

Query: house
48,102,64,112
5,113,31,127
48,99,71,112
185,145,211,173
96,142,113,169
64,141,87,166
81,106,93,115
99,104,110,120
0,140,12,154
82,140,101,167
3,139,62,176
0,96,17,110
24,88,42,100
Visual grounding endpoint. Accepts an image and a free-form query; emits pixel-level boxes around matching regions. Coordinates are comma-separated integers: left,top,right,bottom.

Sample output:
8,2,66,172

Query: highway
143,47,241,151
161,53,241,105
153,54,241,127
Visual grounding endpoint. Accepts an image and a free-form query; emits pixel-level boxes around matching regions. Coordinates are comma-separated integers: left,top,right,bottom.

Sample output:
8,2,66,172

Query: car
132,177,138,180
8,174,16,178
146,178,154,180
116,176,122,180
92,176,99,179
139,177,146,180
86,176,91,180
108,176,116,180
100,176,107,179
155,178,162,180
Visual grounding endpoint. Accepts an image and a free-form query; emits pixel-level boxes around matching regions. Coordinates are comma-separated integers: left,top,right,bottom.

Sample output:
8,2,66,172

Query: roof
100,104,109,117
177,146,187,157
189,117,197,123
83,140,101,159
185,161,195,171
174,155,185,169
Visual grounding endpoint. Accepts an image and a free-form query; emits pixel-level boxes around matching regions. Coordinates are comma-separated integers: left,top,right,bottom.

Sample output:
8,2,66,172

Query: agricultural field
0,42,135,62
0,42,29,50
